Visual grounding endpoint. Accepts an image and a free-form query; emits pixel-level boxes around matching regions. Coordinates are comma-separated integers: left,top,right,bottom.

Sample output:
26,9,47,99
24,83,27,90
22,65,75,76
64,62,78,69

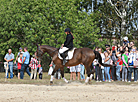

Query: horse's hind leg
85,65,94,84
60,67,69,83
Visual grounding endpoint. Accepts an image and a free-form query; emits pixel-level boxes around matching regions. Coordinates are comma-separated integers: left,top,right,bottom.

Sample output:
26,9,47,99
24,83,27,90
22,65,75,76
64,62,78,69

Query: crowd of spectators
93,37,138,82
4,47,43,80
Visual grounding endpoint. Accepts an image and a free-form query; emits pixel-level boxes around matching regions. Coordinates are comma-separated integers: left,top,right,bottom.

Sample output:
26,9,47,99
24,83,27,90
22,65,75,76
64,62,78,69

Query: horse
35,44,111,84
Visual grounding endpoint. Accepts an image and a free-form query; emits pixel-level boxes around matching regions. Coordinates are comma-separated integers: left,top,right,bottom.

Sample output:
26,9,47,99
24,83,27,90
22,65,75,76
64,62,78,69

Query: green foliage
0,0,103,70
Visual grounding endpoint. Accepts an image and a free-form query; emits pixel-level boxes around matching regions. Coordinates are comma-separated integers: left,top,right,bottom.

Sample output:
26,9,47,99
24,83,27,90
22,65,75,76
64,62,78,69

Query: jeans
97,66,102,81
122,66,127,81
116,65,121,81
102,69,105,80
5,64,13,79
111,65,116,81
104,67,110,81
20,64,31,79
80,65,85,80
94,65,98,80
128,67,137,81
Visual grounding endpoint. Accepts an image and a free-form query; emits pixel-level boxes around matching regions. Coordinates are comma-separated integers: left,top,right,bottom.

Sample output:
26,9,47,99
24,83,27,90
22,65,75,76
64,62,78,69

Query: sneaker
134,81,137,82
96,80,99,82
103,79,105,82
125,80,127,82
109,80,111,82
122,80,124,82
128,81,131,82
99,80,102,82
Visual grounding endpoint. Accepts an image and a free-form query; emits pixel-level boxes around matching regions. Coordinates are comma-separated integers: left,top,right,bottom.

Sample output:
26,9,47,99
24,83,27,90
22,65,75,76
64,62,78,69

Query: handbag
110,59,113,65
48,66,53,75
129,61,133,66
134,61,138,67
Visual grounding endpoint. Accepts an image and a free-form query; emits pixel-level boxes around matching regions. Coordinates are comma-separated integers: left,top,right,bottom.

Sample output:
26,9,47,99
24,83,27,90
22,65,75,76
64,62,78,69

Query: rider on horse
59,28,74,65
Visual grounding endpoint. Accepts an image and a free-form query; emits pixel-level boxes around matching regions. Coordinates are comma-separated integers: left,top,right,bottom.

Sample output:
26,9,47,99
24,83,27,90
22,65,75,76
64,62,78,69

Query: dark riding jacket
64,33,73,49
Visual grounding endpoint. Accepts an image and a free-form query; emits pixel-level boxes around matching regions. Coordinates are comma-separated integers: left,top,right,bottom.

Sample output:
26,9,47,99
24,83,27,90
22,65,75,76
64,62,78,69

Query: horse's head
35,44,44,60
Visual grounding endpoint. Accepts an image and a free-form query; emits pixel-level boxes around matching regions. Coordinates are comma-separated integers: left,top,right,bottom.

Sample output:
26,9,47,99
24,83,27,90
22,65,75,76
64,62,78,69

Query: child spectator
17,53,23,79
115,54,123,81
29,55,38,80
38,64,43,79
75,64,81,80
70,66,76,80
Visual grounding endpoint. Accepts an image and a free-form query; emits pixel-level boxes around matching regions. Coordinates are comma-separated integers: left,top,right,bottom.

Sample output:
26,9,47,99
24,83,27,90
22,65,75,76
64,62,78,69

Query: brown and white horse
35,44,111,84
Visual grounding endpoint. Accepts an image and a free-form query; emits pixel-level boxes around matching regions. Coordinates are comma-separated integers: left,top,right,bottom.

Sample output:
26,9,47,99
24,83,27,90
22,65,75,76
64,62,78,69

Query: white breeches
59,47,69,54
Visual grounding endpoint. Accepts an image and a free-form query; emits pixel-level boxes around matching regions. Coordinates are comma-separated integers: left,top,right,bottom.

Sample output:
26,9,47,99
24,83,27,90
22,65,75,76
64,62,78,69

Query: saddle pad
58,48,76,60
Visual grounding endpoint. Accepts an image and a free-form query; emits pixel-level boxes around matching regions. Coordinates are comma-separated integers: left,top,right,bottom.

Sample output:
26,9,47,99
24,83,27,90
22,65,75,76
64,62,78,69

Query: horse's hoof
50,81,53,85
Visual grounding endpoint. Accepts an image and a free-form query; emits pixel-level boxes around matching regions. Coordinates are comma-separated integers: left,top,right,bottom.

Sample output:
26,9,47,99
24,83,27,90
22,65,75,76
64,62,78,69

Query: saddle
58,48,76,60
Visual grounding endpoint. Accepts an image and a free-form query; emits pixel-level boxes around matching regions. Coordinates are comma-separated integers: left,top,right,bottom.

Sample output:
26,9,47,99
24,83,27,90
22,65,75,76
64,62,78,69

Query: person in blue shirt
20,47,31,79
4,49,14,79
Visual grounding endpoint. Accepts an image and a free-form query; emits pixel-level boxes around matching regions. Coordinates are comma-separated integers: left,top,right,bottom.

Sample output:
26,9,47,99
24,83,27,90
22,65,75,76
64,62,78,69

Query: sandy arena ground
0,82,138,102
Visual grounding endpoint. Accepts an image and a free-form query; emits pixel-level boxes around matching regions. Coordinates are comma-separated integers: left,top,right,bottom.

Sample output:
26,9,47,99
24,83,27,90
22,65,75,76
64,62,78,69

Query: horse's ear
36,43,39,48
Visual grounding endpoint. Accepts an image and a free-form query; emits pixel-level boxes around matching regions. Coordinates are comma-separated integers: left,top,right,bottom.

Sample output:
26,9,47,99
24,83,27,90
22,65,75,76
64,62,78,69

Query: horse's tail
94,51,112,67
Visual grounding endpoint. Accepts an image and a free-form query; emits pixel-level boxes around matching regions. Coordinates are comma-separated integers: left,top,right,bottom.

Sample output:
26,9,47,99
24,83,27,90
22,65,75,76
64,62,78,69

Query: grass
0,72,138,86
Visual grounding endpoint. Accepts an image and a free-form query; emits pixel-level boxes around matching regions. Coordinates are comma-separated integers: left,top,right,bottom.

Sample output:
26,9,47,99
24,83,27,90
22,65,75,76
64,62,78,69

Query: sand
0,82,138,102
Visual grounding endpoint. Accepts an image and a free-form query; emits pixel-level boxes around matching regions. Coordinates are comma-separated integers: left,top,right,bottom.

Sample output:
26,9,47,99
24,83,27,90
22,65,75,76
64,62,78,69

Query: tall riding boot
61,53,66,65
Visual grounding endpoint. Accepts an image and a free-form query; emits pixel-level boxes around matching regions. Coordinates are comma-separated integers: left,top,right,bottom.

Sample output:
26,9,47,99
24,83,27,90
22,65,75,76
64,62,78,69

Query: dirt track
0,82,138,102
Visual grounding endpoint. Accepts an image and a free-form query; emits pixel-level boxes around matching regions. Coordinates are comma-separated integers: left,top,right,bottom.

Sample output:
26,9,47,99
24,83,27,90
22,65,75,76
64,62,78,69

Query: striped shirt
29,58,38,69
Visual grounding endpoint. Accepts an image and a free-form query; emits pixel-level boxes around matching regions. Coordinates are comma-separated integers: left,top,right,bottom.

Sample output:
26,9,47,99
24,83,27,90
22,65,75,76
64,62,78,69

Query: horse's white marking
50,75,54,81
85,77,90,83
90,74,93,80
63,77,69,83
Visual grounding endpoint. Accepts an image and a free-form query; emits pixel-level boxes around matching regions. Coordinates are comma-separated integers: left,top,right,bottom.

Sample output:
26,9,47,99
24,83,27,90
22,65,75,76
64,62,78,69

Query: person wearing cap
123,36,129,48
59,28,74,65
14,47,24,64
115,54,123,81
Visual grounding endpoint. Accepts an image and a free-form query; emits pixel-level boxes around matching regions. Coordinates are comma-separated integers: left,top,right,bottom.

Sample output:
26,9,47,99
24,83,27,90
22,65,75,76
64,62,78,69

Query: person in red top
115,54,123,81
29,55,38,80
17,53,23,79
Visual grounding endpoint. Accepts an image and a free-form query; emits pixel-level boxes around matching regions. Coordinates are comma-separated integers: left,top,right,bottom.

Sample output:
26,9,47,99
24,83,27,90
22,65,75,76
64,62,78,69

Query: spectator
17,52,23,79
99,48,105,81
38,64,43,79
70,66,76,80
123,36,129,49
97,48,103,82
111,46,118,81
129,41,134,51
80,63,85,81
104,51,111,82
122,49,128,82
128,47,137,82
115,54,123,81
20,47,31,79
75,64,81,80
14,47,24,64
4,49,14,79
125,47,129,56
29,55,38,80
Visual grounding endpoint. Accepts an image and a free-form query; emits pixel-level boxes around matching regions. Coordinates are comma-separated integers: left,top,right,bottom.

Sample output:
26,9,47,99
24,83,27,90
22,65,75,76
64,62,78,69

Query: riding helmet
64,28,71,32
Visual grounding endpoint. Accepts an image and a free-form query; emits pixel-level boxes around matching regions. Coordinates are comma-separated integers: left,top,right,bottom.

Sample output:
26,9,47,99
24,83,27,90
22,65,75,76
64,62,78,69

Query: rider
59,28,74,65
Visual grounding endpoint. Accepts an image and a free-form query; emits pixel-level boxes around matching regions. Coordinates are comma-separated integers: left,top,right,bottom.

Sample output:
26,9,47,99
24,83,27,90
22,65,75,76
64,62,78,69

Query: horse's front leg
50,66,58,85
60,67,69,83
